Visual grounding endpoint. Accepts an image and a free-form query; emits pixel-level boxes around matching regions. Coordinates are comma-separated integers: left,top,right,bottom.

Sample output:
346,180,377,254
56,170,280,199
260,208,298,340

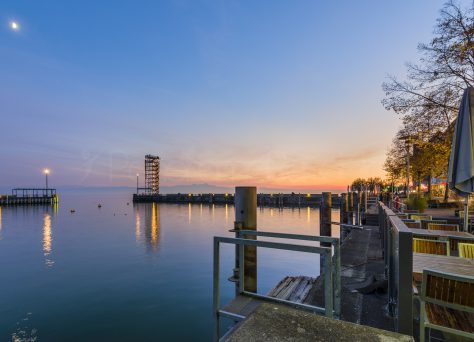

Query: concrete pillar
235,186,257,293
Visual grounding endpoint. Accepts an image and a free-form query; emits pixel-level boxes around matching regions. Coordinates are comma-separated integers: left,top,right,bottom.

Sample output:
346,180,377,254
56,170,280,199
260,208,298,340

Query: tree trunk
444,182,449,202
427,173,432,199
417,172,422,193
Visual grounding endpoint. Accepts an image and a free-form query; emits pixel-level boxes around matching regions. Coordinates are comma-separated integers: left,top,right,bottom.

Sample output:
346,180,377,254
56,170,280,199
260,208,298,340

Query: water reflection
144,203,161,252
188,203,192,224
135,210,141,242
43,212,54,267
0,206,2,239
225,204,229,225
307,206,311,223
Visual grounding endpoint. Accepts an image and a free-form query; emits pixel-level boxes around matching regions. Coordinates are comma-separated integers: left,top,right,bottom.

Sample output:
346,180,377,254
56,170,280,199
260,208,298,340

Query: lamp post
44,169,50,190
136,173,139,194
399,135,412,195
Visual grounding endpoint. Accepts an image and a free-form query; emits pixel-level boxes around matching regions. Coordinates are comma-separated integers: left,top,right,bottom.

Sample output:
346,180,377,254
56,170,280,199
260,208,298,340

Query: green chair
419,269,474,341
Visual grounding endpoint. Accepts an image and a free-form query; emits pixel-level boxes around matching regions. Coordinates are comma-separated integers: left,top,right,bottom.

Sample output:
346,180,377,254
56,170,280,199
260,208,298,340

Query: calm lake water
0,190,339,341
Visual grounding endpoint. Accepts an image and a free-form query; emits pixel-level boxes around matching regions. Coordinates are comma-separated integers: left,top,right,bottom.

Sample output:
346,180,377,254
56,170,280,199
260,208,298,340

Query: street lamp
399,135,412,195
136,173,139,194
44,169,50,190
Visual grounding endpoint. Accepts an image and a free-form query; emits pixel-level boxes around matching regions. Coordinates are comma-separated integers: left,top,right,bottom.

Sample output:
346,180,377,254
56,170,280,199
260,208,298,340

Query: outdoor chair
449,238,474,253
459,243,474,259
413,238,449,256
411,215,432,222
420,219,447,229
397,214,409,220
405,221,421,229
419,269,474,341
427,223,459,232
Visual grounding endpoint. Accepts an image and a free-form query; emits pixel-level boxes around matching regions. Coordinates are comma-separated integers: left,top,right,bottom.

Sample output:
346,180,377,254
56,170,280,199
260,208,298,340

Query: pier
133,192,343,207
215,191,474,341
212,190,420,341
0,188,58,206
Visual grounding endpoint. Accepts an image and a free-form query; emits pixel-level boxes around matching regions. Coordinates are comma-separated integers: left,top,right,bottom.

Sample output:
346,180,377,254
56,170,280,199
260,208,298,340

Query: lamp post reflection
188,203,192,224
135,210,141,242
43,212,54,267
136,202,160,252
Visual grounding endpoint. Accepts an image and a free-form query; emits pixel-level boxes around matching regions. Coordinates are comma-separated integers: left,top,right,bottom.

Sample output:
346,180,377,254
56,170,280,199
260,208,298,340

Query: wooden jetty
0,188,58,206
133,192,342,207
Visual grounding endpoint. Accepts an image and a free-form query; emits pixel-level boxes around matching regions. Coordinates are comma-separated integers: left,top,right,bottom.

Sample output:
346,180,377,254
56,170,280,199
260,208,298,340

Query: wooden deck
223,276,316,319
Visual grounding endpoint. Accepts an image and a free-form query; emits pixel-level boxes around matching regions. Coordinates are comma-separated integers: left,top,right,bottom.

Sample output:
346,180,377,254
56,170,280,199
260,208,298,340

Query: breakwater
133,193,342,207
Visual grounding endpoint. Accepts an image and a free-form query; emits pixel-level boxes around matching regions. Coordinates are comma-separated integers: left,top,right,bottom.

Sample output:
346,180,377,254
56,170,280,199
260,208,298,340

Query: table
407,228,474,239
412,252,474,282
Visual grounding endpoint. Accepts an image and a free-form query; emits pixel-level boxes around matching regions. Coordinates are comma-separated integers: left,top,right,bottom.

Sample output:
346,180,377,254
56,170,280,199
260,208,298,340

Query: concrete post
235,186,257,293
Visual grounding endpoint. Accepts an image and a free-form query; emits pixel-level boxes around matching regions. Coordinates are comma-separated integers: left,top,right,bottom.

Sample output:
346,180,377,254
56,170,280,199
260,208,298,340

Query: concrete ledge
223,303,413,342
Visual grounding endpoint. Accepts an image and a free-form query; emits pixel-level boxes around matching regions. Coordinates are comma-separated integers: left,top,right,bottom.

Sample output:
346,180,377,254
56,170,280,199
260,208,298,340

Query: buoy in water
70,209,76,213
98,204,102,208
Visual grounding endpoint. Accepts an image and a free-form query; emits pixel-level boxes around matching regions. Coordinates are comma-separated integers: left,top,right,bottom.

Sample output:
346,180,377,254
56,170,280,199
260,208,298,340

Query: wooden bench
419,269,474,341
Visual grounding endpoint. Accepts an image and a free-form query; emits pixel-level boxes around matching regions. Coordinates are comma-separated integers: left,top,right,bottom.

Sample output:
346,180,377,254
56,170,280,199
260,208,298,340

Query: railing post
323,251,334,318
235,186,257,293
213,238,220,342
333,239,341,319
355,192,361,225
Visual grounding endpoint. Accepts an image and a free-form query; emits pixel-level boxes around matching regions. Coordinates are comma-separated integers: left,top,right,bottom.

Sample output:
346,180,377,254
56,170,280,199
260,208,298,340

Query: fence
213,232,341,342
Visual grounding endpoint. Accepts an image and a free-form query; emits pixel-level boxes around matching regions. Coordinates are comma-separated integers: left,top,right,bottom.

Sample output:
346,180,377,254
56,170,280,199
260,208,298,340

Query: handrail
232,229,341,320
213,234,339,342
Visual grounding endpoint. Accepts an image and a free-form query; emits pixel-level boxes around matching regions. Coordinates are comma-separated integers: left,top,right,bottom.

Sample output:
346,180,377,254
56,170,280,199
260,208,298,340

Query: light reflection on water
42,213,53,267
0,191,339,341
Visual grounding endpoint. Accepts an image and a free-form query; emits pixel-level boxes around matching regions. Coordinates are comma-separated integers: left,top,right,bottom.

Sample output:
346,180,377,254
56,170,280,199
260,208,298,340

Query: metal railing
213,231,341,342
378,202,413,335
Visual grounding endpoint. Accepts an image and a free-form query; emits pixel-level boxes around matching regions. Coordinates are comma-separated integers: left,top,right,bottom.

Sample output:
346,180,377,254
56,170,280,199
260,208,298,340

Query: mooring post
354,192,361,226
234,186,257,293
340,193,347,224
320,192,332,270
347,191,354,225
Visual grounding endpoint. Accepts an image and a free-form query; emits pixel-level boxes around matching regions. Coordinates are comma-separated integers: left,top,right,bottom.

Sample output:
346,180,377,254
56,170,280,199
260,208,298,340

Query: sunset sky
0,1,460,191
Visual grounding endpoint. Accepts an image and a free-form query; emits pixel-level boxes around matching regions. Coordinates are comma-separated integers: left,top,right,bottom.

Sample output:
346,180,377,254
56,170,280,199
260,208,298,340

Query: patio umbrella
448,87,474,231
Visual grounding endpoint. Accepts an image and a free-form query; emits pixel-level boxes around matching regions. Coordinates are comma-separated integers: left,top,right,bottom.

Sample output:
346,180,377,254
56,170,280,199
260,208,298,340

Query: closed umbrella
448,87,474,231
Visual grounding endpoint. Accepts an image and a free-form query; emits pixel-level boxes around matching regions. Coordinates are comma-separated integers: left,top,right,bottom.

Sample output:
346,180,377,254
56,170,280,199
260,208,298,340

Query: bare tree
382,1,472,199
